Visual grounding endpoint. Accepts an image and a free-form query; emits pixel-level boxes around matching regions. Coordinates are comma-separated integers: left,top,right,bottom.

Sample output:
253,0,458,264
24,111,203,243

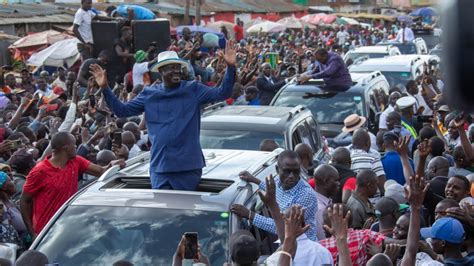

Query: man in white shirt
395,22,415,43
132,50,157,87
336,26,350,46
379,91,401,129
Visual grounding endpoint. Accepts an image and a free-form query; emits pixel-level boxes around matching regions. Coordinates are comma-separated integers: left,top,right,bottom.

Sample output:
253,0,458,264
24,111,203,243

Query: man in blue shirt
381,131,414,185
298,48,352,92
245,86,260,106
230,150,318,241
108,5,156,20
89,41,237,190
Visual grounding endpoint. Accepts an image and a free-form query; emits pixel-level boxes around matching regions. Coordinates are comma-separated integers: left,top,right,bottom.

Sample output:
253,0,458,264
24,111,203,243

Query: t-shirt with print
73,8,96,43
23,155,90,234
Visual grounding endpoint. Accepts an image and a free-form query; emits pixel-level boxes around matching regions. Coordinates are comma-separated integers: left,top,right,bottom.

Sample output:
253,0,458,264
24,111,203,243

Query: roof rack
288,105,305,120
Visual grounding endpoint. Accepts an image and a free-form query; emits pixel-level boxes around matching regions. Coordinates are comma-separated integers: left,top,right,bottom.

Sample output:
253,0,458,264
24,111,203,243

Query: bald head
295,143,313,169
367,254,392,266
96,150,117,166
331,147,351,167
356,169,377,187
427,156,450,178
352,128,370,150
260,139,279,152
386,111,401,130
123,121,140,140
121,131,136,150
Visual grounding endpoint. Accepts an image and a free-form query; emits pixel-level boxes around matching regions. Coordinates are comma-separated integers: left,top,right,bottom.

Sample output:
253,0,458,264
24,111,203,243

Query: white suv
349,55,425,88
343,45,401,65
377,37,428,55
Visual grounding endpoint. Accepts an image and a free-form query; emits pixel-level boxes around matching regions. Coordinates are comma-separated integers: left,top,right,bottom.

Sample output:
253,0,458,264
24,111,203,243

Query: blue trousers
150,169,202,191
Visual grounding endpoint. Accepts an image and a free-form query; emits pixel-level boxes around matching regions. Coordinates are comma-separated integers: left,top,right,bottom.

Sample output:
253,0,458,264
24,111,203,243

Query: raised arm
397,136,416,184
258,175,285,243
312,58,343,79
453,118,474,163
90,64,146,117
415,139,431,178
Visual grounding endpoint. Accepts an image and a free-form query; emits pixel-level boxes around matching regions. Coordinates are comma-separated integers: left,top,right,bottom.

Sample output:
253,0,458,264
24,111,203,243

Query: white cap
396,96,416,110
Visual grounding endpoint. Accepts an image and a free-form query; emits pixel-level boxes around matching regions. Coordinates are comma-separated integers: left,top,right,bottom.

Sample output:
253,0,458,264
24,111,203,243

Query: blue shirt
253,177,318,241
381,150,414,185
103,66,235,173
116,5,156,20
247,98,260,106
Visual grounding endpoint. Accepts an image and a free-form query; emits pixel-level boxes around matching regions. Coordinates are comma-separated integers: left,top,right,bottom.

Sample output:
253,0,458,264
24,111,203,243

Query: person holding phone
89,41,237,191
0,171,25,249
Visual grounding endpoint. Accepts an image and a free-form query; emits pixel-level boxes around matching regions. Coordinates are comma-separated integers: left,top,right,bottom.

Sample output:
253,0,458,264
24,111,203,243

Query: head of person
331,147,351,168
392,212,410,239
20,69,30,83
434,199,459,220
0,171,15,198
229,230,260,266
105,5,116,17
367,254,393,266
259,139,279,152
123,122,141,142
182,27,192,41
261,63,272,77
276,150,301,190
406,80,418,95
51,132,77,160
376,129,387,152
342,114,367,134
36,77,47,91
419,126,436,142
244,86,259,102
294,143,313,170
445,175,470,202
96,150,117,167
426,156,450,179
388,91,402,107
120,26,133,43
452,146,468,168
447,119,460,139
314,165,340,197
437,105,449,123
420,217,465,254
429,136,446,156
65,71,76,88
121,131,136,150
382,131,399,151
355,169,378,198
352,128,371,151
98,50,110,66
5,73,16,87
7,148,35,175
375,196,400,226
396,96,416,118
153,51,187,87
315,48,329,64
81,0,92,10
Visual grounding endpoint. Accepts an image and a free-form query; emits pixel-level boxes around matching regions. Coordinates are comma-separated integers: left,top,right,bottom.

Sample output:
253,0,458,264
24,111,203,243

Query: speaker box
91,21,120,58
132,19,171,54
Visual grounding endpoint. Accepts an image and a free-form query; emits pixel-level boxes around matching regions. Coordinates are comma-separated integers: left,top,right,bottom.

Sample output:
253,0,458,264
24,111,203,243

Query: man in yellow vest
396,96,419,140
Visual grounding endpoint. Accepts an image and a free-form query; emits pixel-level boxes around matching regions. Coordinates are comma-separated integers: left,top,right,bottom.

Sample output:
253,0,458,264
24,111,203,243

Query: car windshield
35,206,229,266
200,130,285,150
379,71,412,87
272,90,364,124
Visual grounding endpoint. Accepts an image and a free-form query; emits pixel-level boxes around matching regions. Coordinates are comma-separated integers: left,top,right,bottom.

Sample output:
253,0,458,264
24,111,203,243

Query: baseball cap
7,148,35,171
437,105,450,112
375,197,399,218
229,230,259,264
384,180,407,204
420,217,465,244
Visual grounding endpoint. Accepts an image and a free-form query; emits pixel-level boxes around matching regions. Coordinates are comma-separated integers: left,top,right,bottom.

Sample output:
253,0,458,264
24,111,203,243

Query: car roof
68,149,280,212
377,41,415,47
201,105,310,132
349,55,422,72
351,46,392,53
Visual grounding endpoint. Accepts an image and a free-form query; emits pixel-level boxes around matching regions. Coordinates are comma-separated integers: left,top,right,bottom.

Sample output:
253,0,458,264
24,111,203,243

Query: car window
306,118,321,150
297,122,313,148
379,71,412,87
291,127,302,148
272,90,364,124
200,130,285,150
35,206,229,266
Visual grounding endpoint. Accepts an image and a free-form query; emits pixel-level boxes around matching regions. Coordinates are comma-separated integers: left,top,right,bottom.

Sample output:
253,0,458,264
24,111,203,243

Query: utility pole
184,0,190,25
196,0,201,26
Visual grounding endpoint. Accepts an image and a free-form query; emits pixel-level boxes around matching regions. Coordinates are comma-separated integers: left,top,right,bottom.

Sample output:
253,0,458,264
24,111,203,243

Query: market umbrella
410,7,437,17
277,16,305,29
9,30,72,49
27,38,81,68
301,13,337,25
341,17,360,25
205,21,235,39
176,25,222,36
0,33,19,42
246,21,286,33
333,18,348,25
244,17,269,30
397,15,413,24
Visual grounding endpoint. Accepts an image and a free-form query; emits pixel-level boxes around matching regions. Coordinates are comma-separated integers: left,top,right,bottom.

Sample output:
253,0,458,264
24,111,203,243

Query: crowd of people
0,0,472,264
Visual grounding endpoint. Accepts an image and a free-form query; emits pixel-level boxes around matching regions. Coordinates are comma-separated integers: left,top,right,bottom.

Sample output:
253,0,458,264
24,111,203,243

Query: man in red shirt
20,132,125,238
233,20,244,42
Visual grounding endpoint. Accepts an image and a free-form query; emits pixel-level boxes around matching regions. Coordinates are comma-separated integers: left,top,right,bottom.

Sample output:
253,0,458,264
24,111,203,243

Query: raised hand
405,175,429,208
239,171,260,185
89,64,108,89
223,40,237,67
230,204,251,220
417,139,431,158
283,205,309,239
396,135,411,158
257,175,277,207
323,204,350,240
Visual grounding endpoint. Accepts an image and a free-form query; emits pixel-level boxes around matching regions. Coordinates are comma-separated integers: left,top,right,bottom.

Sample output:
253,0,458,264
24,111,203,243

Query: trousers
150,169,202,191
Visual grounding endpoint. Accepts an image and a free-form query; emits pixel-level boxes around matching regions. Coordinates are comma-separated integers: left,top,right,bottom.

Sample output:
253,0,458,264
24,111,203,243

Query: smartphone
89,95,96,108
184,232,198,259
113,132,122,146
11,139,22,150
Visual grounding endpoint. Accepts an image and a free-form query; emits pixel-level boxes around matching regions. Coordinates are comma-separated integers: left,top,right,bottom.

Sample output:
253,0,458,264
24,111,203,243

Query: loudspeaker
132,19,171,54
91,21,120,58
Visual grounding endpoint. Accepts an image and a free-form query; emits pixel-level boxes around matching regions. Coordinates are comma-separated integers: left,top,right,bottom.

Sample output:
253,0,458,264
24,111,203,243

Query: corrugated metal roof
0,14,74,25
242,0,306,13
0,3,70,18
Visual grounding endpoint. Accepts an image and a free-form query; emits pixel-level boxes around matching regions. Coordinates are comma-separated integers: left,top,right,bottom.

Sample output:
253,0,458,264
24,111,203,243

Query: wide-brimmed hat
150,51,187,73
342,114,367,133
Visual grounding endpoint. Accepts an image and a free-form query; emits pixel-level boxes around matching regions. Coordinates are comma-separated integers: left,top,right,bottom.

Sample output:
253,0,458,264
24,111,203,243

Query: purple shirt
311,52,352,88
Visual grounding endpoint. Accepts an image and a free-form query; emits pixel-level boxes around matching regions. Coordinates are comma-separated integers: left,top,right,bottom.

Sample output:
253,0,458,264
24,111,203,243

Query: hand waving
396,136,411,158
89,64,108,89
257,175,277,207
404,175,429,208
222,40,237,67
283,205,309,239
417,139,431,158
323,204,350,240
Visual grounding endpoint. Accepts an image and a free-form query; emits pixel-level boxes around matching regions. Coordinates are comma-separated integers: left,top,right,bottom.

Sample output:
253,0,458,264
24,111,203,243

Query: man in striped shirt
350,129,387,195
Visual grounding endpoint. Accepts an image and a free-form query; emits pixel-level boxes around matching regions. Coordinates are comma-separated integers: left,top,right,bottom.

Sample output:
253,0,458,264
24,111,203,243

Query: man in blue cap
421,217,474,265
89,41,237,190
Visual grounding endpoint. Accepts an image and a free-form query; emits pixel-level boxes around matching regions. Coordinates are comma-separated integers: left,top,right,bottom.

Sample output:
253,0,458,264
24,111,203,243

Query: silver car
30,149,284,265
